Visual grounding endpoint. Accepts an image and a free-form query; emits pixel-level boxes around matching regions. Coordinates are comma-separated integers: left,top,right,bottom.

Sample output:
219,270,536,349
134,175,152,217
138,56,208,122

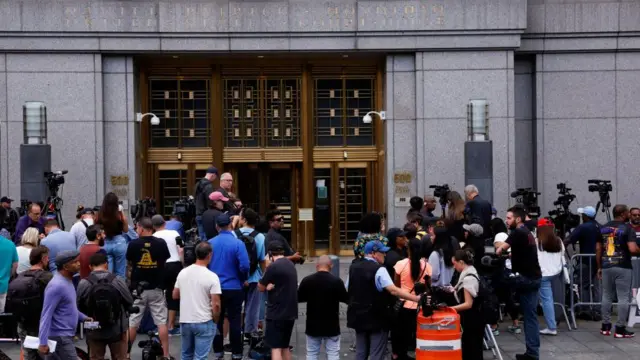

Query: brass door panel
154,164,208,218
338,167,368,251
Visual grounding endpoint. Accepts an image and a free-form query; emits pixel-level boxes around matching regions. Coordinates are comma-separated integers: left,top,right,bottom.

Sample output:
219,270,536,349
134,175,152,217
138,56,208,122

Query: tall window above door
223,78,301,148
314,78,375,146
149,79,210,148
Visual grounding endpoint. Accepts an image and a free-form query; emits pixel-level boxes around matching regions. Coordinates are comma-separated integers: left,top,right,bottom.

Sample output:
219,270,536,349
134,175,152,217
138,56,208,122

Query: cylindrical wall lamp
467,99,489,141
23,101,48,145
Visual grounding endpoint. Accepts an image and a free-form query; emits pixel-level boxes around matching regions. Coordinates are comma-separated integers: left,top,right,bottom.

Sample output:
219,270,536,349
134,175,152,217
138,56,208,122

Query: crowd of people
0,177,639,360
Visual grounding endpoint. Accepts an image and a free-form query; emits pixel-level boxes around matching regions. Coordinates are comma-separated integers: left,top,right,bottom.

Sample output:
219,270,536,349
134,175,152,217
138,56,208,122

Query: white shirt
16,246,32,274
70,218,94,249
153,229,181,263
174,264,222,323
493,232,512,270
536,241,565,277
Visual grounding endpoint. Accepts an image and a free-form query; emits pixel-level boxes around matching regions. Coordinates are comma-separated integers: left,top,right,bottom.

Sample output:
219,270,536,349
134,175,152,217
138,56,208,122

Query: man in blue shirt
233,208,266,341
565,206,602,319
165,214,185,240
41,219,77,273
0,231,18,313
208,213,250,360
13,203,45,245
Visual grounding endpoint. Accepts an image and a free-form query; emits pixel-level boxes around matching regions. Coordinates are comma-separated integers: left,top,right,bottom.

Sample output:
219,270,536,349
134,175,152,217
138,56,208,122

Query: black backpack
6,270,47,329
465,273,500,325
85,273,122,326
235,229,259,274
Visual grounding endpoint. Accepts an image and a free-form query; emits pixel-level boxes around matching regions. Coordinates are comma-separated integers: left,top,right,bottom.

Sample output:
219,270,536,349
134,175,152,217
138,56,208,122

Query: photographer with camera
346,241,420,360
451,249,484,360
13,203,45,245
464,184,493,237
194,166,219,240
77,251,134,360
564,205,602,320
496,206,542,360
1,196,19,236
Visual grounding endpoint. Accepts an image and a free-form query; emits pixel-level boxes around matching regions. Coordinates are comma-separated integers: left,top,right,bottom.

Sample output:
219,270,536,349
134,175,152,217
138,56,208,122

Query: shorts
129,289,168,327
164,262,183,311
265,319,295,349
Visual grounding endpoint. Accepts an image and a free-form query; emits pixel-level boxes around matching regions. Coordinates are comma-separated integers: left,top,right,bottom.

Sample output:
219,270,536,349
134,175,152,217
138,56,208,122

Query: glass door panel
313,168,331,250
236,165,262,214
338,167,368,251
157,169,188,217
269,168,293,243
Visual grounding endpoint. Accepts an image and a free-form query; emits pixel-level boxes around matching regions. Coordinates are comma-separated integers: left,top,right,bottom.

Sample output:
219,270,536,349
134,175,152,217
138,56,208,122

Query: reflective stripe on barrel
416,339,462,351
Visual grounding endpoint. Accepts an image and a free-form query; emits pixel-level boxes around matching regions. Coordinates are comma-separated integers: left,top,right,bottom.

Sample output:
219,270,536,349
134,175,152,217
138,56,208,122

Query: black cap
268,242,285,253
216,213,232,227
55,250,80,269
0,196,13,203
207,166,219,175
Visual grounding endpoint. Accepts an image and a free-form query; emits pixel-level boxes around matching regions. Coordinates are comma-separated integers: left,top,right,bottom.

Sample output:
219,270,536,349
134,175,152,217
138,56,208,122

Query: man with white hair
464,184,493,239
298,255,348,360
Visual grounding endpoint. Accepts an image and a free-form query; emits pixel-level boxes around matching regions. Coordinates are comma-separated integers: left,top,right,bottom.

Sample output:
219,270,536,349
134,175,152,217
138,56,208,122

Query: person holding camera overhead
451,249,484,360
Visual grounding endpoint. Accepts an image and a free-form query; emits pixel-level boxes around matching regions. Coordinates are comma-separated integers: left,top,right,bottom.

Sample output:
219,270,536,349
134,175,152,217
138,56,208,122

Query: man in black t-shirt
298,255,348,360
126,217,171,359
497,206,541,360
596,204,639,338
258,243,298,359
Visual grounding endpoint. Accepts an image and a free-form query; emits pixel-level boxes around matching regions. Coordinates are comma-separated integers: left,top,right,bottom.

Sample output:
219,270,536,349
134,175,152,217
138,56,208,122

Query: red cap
537,218,554,227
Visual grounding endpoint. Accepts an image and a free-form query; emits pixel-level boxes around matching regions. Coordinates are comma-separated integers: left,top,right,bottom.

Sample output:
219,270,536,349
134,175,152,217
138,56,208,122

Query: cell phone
84,321,100,330
118,204,123,212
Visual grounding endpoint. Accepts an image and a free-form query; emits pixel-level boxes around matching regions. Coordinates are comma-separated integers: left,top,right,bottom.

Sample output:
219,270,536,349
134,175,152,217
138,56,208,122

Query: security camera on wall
362,114,373,124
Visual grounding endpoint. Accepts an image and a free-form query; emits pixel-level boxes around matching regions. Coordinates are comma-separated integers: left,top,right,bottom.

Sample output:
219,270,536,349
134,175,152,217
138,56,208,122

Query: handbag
392,260,427,315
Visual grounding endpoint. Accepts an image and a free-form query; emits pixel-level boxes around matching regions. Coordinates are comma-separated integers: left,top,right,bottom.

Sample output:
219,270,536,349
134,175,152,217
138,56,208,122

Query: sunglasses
274,217,285,222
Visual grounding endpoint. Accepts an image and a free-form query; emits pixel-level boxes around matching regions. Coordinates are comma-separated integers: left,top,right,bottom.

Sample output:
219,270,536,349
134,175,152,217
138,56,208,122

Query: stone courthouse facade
1,0,639,254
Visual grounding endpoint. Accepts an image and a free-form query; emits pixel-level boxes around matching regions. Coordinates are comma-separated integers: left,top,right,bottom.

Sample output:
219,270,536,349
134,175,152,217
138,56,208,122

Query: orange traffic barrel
415,307,462,360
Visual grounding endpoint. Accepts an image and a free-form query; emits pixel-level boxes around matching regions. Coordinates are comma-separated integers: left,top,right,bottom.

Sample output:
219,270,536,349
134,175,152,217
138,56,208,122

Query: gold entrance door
152,164,208,218
313,162,371,256
230,163,299,248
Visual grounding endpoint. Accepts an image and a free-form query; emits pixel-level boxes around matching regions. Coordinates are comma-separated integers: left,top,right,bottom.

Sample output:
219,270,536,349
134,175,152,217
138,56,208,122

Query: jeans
355,330,388,360
601,267,633,327
104,235,127,278
539,276,557,330
181,320,216,360
244,283,261,335
306,335,340,360
45,336,76,360
518,278,541,359
213,290,244,359
578,262,601,315
196,216,206,241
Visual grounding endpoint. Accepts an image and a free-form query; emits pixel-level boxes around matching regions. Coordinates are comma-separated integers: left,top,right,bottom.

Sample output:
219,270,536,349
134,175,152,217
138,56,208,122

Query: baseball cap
151,214,166,228
206,166,219,175
386,228,407,243
268,242,285,253
493,232,509,244
55,250,80,269
216,213,232,227
537,218,554,227
364,240,390,254
462,223,484,237
209,191,229,202
0,196,13,203
577,206,596,218
491,207,497,215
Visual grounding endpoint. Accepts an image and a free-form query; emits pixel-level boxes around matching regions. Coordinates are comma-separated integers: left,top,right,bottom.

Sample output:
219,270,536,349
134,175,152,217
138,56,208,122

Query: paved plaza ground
1,258,639,359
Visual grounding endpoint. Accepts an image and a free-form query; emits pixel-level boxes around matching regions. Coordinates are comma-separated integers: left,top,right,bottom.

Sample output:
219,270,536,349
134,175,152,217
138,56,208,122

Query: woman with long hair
536,218,565,336
451,249,484,360
16,228,40,273
95,192,129,277
353,212,388,259
392,237,431,360
446,191,466,243
428,227,455,287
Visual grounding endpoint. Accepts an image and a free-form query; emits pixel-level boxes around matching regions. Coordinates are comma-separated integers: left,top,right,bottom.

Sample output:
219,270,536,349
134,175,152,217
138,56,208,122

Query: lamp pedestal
20,144,51,205
464,141,493,204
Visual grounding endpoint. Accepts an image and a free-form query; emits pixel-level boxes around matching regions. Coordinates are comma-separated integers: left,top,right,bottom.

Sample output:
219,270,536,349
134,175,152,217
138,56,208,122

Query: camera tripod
43,193,65,230
595,191,612,222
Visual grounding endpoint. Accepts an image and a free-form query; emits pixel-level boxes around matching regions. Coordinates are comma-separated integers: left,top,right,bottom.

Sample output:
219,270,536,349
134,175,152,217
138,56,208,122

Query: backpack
6,270,47,329
85,273,122,326
465,273,500,325
235,229,259,274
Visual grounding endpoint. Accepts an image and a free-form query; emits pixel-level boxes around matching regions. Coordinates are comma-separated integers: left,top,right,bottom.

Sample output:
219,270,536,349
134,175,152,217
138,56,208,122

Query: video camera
44,170,67,195
173,196,196,227
510,188,541,218
548,182,580,238
181,228,202,267
131,198,156,222
429,184,451,207
588,179,612,194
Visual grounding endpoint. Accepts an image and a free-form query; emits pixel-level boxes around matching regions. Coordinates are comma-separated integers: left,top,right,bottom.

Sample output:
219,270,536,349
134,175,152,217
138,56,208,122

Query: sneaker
508,326,522,334
540,328,557,336
224,343,232,354
600,323,612,336
491,328,500,336
168,328,181,337
515,354,538,360
614,326,635,339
